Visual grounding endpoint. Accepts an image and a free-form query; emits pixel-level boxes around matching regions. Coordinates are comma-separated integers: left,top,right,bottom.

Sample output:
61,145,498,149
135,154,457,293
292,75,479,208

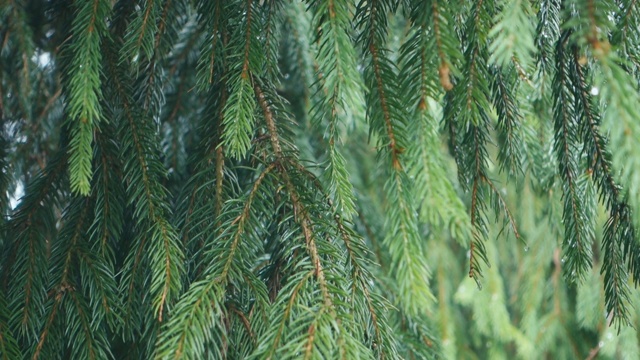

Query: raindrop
523,246,530,252
590,87,600,96
599,341,604,348
606,332,613,340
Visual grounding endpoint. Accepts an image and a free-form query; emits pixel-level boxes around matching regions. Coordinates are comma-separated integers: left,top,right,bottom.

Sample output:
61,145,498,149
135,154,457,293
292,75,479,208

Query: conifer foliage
2,0,640,358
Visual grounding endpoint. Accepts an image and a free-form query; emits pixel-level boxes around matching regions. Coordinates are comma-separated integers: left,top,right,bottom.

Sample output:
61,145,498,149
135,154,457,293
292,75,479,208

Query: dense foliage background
2,0,640,358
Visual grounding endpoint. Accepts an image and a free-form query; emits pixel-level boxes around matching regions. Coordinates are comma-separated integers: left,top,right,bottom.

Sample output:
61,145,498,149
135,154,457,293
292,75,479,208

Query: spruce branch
488,0,536,68
158,84,273,358
534,0,561,74
0,292,20,359
256,83,332,306
429,0,456,91
398,3,471,243
104,37,184,322
66,0,111,195
590,45,640,285
221,5,259,161
5,151,67,343
307,0,362,218
34,196,113,360
155,276,225,360
356,0,435,315
490,67,525,177
92,123,124,260
552,32,594,282
569,47,640,292
121,0,160,66
449,0,505,284
601,206,633,329
482,174,520,242
335,215,398,357
259,268,315,358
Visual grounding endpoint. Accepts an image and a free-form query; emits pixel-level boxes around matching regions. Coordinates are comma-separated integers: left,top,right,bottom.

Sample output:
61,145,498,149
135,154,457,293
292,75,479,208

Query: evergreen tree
2,0,640,358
